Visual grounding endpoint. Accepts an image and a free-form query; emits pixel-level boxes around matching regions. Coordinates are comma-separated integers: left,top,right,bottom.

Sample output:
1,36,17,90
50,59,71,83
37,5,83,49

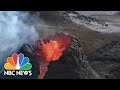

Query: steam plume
0,11,38,73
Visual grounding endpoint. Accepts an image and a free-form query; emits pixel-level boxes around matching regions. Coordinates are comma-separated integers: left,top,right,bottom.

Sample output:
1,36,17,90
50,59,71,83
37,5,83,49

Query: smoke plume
0,11,38,73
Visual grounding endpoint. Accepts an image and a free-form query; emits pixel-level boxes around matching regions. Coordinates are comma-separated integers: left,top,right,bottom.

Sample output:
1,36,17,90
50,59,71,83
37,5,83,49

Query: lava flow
41,40,63,62
34,34,72,79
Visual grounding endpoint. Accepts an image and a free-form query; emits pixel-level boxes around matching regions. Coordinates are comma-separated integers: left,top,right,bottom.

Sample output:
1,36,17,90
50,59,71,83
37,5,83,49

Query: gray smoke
0,11,39,73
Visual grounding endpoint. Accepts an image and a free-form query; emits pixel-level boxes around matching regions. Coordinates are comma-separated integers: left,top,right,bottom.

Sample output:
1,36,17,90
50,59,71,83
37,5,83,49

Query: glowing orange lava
41,40,63,62
34,34,72,79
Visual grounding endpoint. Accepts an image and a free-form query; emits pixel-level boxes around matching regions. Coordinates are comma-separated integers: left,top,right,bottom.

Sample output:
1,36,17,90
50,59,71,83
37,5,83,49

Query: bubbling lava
34,34,72,79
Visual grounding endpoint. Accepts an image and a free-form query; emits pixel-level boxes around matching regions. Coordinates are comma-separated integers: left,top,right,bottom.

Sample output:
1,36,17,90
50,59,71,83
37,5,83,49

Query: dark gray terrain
37,11,120,79
0,11,120,79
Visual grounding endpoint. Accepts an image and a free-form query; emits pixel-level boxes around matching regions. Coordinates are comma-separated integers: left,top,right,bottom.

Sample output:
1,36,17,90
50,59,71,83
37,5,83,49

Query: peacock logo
4,53,32,70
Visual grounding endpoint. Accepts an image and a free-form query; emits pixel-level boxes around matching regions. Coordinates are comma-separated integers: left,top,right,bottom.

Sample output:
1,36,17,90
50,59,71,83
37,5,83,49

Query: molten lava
34,34,72,79
41,40,63,62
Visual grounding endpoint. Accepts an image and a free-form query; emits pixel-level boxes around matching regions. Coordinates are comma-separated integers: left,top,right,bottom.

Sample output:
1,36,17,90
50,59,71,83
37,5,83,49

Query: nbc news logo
4,53,32,76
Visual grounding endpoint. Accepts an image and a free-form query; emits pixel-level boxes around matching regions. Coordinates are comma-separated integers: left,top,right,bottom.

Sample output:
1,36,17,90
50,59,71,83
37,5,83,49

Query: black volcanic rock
88,41,120,79
88,41,120,62
44,36,102,79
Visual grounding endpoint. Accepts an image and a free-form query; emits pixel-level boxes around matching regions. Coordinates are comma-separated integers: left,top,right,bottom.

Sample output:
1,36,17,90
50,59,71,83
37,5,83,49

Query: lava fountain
34,34,72,79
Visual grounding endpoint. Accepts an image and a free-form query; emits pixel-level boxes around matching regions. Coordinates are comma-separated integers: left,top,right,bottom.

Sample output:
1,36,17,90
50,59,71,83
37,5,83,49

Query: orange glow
41,40,63,62
34,34,72,79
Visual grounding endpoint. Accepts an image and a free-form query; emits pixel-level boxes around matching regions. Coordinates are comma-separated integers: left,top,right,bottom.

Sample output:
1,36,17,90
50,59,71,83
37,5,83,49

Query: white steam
0,11,38,73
